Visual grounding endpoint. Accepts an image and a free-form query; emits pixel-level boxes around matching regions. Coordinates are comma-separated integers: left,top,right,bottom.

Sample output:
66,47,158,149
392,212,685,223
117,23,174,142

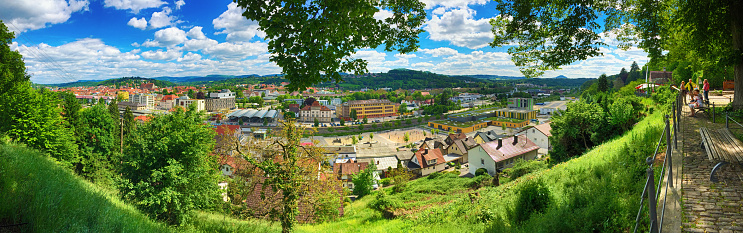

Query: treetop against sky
1,0,648,84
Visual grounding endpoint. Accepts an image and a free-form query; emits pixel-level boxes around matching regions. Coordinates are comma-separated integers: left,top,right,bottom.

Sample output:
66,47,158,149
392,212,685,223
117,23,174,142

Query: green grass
431,119,486,128
0,144,169,232
0,143,277,233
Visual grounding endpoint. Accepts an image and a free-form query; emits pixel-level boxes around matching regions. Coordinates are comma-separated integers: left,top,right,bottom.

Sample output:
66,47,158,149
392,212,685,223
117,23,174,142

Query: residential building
445,133,467,145
419,138,446,151
284,99,305,105
474,130,505,144
336,99,398,120
333,160,369,189
408,148,446,177
131,93,156,109
140,83,157,90
371,156,399,179
317,99,329,106
205,89,236,112
159,94,178,110
300,101,333,123
450,93,483,102
445,136,477,163
322,146,357,166
540,107,557,115
649,69,673,84
524,122,552,150
175,96,206,112
468,135,539,176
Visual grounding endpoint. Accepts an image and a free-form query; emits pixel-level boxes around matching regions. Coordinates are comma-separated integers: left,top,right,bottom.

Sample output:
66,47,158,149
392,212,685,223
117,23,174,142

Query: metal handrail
633,91,679,233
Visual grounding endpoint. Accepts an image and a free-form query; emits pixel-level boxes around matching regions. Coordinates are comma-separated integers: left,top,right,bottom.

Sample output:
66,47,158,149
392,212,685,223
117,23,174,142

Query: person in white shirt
688,90,704,117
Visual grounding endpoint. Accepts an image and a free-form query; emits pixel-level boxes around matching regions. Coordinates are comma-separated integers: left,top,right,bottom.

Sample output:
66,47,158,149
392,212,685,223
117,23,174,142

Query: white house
408,148,447,177
524,122,552,150
468,135,539,176
539,107,557,115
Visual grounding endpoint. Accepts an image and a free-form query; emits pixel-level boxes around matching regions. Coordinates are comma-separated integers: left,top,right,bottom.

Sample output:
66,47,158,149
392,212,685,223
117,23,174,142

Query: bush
511,179,551,224
468,174,493,189
504,159,548,180
368,191,400,219
379,178,391,187
475,168,489,177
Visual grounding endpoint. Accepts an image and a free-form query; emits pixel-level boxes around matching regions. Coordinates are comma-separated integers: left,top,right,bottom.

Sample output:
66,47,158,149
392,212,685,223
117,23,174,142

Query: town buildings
524,122,552,150
333,160,369,189
175,96,206,112
336,99,398,120
205,89,236,112
118,101,146,110
300,101,333,123
131,93,156,109
408,148,447,176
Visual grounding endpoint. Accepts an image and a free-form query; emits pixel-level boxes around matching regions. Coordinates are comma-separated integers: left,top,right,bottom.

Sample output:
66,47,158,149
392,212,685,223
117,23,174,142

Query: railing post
726,112,729,129
647,156,659,233
712,102,715,123
665,115,673,188
672,102,677,150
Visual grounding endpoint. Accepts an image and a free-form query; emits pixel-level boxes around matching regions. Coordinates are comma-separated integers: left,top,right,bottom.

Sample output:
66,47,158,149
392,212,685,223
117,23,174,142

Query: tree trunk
732,0,743,110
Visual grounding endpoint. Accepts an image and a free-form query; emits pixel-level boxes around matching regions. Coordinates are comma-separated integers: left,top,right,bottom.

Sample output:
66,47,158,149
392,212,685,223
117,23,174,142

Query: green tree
119,106,220,225
597,74,609,92
628,61,642,83
618,67,629,84
549,101,606,162
123,106,135,138
350,109,358,121
76,104,118,184
108,98,119,120
352,135,358,145
340,118,345,126
235,0,426,91
398,103,407,114
187,89,196,99
363,117,368,124
314,118,320,127
0,21,30,96
369,132,374,143
352,163,377,197
403,132,409,144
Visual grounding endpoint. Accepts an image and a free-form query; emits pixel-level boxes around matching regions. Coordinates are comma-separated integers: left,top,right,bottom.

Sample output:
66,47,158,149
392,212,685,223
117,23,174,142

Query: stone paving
680,106,743,233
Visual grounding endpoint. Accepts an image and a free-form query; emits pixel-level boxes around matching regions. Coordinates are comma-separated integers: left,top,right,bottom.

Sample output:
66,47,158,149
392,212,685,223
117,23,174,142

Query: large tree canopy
236,0,426,91
490,0,743,108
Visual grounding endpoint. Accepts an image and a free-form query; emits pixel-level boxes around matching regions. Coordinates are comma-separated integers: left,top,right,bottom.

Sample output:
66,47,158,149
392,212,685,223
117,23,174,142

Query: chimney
497,138,502,149
513,135,518,145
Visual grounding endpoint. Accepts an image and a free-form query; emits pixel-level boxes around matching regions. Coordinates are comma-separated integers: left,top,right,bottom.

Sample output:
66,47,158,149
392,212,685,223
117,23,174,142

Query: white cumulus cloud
0,0,89,34
420,0,487,9
142,27,187,47
148,7,175,29
419,47,459,57
175,0,185,10
186,26,207,40
127,17,147,29
103,0,166,13
141,49,182,60
424,7,494,49
213,2,265,42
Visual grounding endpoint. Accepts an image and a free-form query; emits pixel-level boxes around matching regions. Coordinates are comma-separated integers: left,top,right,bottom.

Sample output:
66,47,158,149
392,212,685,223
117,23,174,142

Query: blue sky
1,0,649,84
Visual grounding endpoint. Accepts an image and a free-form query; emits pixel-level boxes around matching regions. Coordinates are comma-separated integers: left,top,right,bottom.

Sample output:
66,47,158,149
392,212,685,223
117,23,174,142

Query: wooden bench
692,99,711,116
699,127,743,182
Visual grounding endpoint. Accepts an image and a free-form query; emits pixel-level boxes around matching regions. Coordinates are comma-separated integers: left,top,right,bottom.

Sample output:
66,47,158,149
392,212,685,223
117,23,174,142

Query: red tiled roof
413,148,445,168
161,95,178,101
533,122,552,137
333,160,369,176
478,135,539,163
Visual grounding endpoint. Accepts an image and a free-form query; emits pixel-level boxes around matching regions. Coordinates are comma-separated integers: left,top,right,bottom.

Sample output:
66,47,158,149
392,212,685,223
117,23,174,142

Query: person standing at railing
686,78,697,99
688,89,704,117
703,79,710,102
680,81,687,104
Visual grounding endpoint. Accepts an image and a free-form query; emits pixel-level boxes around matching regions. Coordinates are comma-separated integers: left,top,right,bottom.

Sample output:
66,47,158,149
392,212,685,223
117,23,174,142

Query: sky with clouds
1,0,649,84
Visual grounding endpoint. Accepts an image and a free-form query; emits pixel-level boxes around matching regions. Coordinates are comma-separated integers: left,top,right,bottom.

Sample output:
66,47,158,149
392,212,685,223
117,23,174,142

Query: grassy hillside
0,144,278,232
300,109,665,232
0,108,665,232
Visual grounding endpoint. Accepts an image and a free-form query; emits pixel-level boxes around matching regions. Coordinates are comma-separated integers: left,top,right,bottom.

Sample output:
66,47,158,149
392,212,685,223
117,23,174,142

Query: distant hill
553,75,569,79
460,74,525,80
313,69,489,90
52,77,175,88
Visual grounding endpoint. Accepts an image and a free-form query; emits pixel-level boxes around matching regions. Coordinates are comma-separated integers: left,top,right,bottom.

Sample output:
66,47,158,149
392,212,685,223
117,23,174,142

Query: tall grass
0,144,169,232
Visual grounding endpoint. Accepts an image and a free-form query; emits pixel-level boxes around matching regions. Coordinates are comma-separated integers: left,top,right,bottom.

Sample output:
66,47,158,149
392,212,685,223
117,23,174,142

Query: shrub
504,159,548,180
511,179,551,224
468,174,493,189
475,168,489,177
368,191,400,219
379,178,391,187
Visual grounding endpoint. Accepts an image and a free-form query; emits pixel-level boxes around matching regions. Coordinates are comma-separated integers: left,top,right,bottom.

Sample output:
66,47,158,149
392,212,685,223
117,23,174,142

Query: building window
481,158,484,165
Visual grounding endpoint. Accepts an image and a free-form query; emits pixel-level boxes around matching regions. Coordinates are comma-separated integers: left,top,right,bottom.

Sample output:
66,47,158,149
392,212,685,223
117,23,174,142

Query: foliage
503,159,548,180
352,163,377,198
0,144,170,232
119,106,221,226
350,109,357,121
468,174,493,189
368,191,401,219
475,168,489,177
510,179,551,224
597,74,609,92
75,104,119,185
549,101,607,162
236,0,426,91
0,21,30,96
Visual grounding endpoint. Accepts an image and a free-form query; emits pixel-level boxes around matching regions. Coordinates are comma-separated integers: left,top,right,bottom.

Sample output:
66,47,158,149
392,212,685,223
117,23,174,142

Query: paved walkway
679,98,743,233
